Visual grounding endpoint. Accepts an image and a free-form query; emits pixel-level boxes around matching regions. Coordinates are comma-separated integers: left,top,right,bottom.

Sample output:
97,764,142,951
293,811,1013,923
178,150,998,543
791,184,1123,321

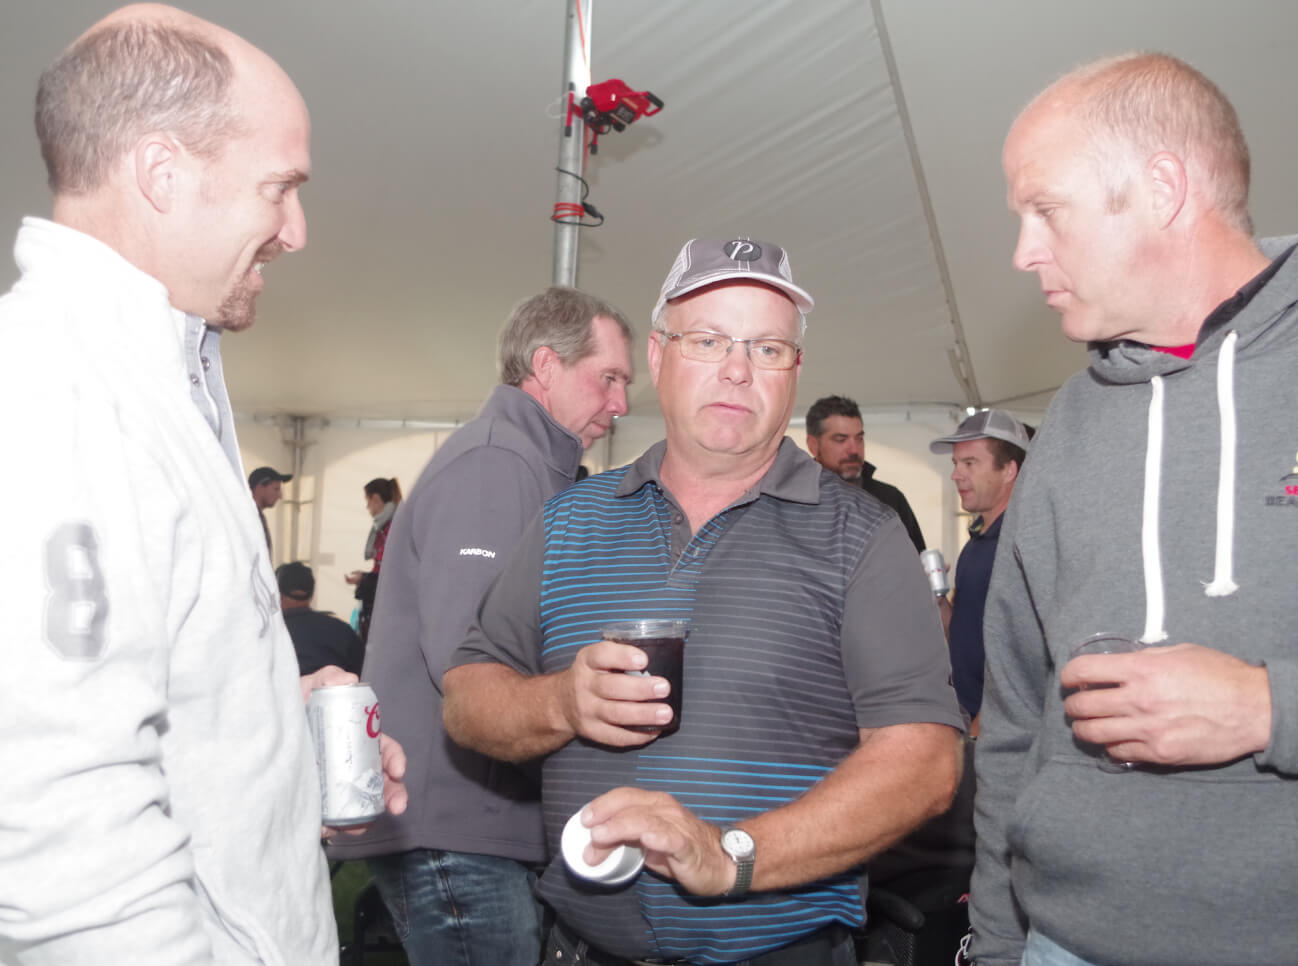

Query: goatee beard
212,240,286,332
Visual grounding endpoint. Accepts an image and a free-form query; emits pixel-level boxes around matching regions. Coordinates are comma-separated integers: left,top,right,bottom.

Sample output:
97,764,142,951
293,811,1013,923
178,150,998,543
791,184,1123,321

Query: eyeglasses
662,330,801,371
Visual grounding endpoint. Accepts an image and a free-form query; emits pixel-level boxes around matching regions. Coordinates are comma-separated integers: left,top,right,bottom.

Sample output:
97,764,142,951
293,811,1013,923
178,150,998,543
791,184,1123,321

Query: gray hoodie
970,238,1298,965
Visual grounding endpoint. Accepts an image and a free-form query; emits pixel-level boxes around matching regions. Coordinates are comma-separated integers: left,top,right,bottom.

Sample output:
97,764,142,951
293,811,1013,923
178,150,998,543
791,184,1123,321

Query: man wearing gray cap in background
862,410,1032,966
444,237,964,965
928,409,1032,731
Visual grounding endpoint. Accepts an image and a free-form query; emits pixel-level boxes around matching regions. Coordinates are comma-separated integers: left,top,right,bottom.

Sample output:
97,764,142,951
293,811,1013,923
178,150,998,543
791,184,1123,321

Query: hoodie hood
1082,238,1298,641
1087,235,1298,386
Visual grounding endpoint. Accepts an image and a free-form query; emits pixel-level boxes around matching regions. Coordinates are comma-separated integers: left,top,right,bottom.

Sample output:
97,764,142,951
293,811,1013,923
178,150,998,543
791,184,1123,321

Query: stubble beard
838,459,863,481
215,283,257,333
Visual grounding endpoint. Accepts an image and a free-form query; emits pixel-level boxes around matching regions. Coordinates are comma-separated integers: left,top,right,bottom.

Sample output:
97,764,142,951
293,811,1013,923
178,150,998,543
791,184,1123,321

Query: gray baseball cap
930,409,1032,454
651,238,815,324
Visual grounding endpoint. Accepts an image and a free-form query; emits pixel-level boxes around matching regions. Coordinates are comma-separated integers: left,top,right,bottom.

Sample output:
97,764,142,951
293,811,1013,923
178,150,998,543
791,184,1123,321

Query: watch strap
720,825,754,897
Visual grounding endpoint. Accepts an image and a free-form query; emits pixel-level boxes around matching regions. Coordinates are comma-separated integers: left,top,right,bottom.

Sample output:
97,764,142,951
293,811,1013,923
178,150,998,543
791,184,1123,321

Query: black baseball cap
249,466,293,488
276,561,314,601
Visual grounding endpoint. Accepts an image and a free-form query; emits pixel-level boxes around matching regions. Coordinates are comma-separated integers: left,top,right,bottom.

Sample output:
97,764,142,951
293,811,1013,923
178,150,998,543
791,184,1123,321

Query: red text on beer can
920,548,950,597
306,683,385,826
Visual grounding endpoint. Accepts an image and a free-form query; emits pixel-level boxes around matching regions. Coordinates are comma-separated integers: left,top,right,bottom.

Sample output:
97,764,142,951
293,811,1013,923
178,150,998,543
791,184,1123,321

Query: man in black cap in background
249,465,292,556
277,561,365,676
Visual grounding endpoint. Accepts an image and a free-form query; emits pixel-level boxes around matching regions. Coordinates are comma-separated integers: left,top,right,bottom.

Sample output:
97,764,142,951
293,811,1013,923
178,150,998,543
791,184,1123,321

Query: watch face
722,827,755,858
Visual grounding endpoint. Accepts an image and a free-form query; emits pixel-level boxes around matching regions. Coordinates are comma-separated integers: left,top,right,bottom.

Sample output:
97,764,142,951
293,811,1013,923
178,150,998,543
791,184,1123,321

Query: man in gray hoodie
971,53,1298,965
328,286,633,966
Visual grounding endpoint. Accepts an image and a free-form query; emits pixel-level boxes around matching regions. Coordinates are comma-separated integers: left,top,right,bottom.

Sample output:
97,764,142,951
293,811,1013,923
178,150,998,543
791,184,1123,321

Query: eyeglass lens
673,331,798,370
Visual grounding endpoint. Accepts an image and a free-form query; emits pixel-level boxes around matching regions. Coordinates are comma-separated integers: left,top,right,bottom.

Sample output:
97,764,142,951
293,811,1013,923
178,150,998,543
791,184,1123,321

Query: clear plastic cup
601,620,689,735
1067,633,1145,773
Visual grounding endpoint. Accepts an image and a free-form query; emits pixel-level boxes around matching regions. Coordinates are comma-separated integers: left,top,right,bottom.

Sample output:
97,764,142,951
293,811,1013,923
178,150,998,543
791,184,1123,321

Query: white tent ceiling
2,1,1296,426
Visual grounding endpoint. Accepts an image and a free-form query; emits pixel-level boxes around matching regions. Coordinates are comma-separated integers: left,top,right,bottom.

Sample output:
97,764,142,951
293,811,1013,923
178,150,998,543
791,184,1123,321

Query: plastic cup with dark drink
601,619,689,735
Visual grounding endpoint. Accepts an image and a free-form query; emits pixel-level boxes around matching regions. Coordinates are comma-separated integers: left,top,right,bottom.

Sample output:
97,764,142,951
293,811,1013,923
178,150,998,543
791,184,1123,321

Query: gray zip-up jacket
970,237,1298,966
328,384,581,863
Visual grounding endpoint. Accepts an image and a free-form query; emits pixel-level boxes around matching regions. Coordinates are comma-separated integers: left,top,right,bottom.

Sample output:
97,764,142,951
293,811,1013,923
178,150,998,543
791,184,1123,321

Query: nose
279,193,308,252
718,342,755,384
1011,218,1045,273
609,382,629,418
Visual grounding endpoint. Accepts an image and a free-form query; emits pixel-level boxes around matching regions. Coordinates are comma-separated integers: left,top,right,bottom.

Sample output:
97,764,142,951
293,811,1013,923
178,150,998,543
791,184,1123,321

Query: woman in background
346,477,402,644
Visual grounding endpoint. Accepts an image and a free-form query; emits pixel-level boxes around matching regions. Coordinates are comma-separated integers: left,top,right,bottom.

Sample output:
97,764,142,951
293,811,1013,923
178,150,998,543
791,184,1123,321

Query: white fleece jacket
0,219,335,965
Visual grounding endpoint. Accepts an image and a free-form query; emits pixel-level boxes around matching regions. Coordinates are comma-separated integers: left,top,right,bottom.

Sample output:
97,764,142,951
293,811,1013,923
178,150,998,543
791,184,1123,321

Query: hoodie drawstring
1205,330,1240,596
1139,330,1239,643
1140,376,1169,644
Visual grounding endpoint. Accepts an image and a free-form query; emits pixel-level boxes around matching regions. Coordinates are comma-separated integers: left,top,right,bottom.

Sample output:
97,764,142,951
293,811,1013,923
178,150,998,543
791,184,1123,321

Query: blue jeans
367,849,543,966
1021,929,1101,966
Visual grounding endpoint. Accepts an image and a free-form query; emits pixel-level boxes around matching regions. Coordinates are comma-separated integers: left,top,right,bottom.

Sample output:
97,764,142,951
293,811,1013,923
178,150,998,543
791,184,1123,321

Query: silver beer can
920,548,950,597
306,683,385,827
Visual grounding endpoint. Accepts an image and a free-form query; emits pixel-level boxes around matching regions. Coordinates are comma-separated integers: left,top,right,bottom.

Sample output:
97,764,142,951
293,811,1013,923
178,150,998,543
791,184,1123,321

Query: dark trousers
543,918,857,966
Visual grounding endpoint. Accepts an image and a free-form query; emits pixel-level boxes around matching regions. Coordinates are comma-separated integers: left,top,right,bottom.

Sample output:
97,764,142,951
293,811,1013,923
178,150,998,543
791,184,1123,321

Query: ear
1147,151,1187,229
647,331,664,390
530,344,560,389
133,132,183,214
1003,458,1020,485
806,433,821,459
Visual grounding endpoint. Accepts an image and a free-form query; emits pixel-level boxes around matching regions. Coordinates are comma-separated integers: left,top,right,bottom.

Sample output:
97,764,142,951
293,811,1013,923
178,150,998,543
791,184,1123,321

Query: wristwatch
719,825,755,896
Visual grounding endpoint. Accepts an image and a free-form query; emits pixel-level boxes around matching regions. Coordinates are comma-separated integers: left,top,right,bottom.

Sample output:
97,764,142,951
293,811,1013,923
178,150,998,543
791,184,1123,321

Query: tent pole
552,0,593,288
288,415,307,562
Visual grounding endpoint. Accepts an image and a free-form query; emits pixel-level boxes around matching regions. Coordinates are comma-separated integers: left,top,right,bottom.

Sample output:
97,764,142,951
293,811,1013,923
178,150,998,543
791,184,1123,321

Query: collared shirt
174,309,242,474
947,512,1003,718
453,437,962,963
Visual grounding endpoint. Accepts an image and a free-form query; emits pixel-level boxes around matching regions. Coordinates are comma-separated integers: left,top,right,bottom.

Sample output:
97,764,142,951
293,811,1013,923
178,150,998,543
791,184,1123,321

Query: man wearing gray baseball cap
862,411,1031,965
445,237,963,965
929,410,1032,729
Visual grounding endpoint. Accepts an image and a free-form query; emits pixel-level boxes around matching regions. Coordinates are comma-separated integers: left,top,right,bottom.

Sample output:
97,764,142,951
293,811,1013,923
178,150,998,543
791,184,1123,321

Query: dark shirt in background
283,607,365,676
857,461,926,553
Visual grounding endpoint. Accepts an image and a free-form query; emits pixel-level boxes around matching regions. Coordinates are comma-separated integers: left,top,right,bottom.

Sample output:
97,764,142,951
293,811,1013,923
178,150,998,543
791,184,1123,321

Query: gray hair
498,287,632,387
36,20,244,195
1051,52,1252,235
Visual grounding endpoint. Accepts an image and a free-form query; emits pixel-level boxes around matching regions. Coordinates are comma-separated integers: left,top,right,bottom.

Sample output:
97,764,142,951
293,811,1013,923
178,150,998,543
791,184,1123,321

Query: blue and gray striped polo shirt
454,438,962,963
